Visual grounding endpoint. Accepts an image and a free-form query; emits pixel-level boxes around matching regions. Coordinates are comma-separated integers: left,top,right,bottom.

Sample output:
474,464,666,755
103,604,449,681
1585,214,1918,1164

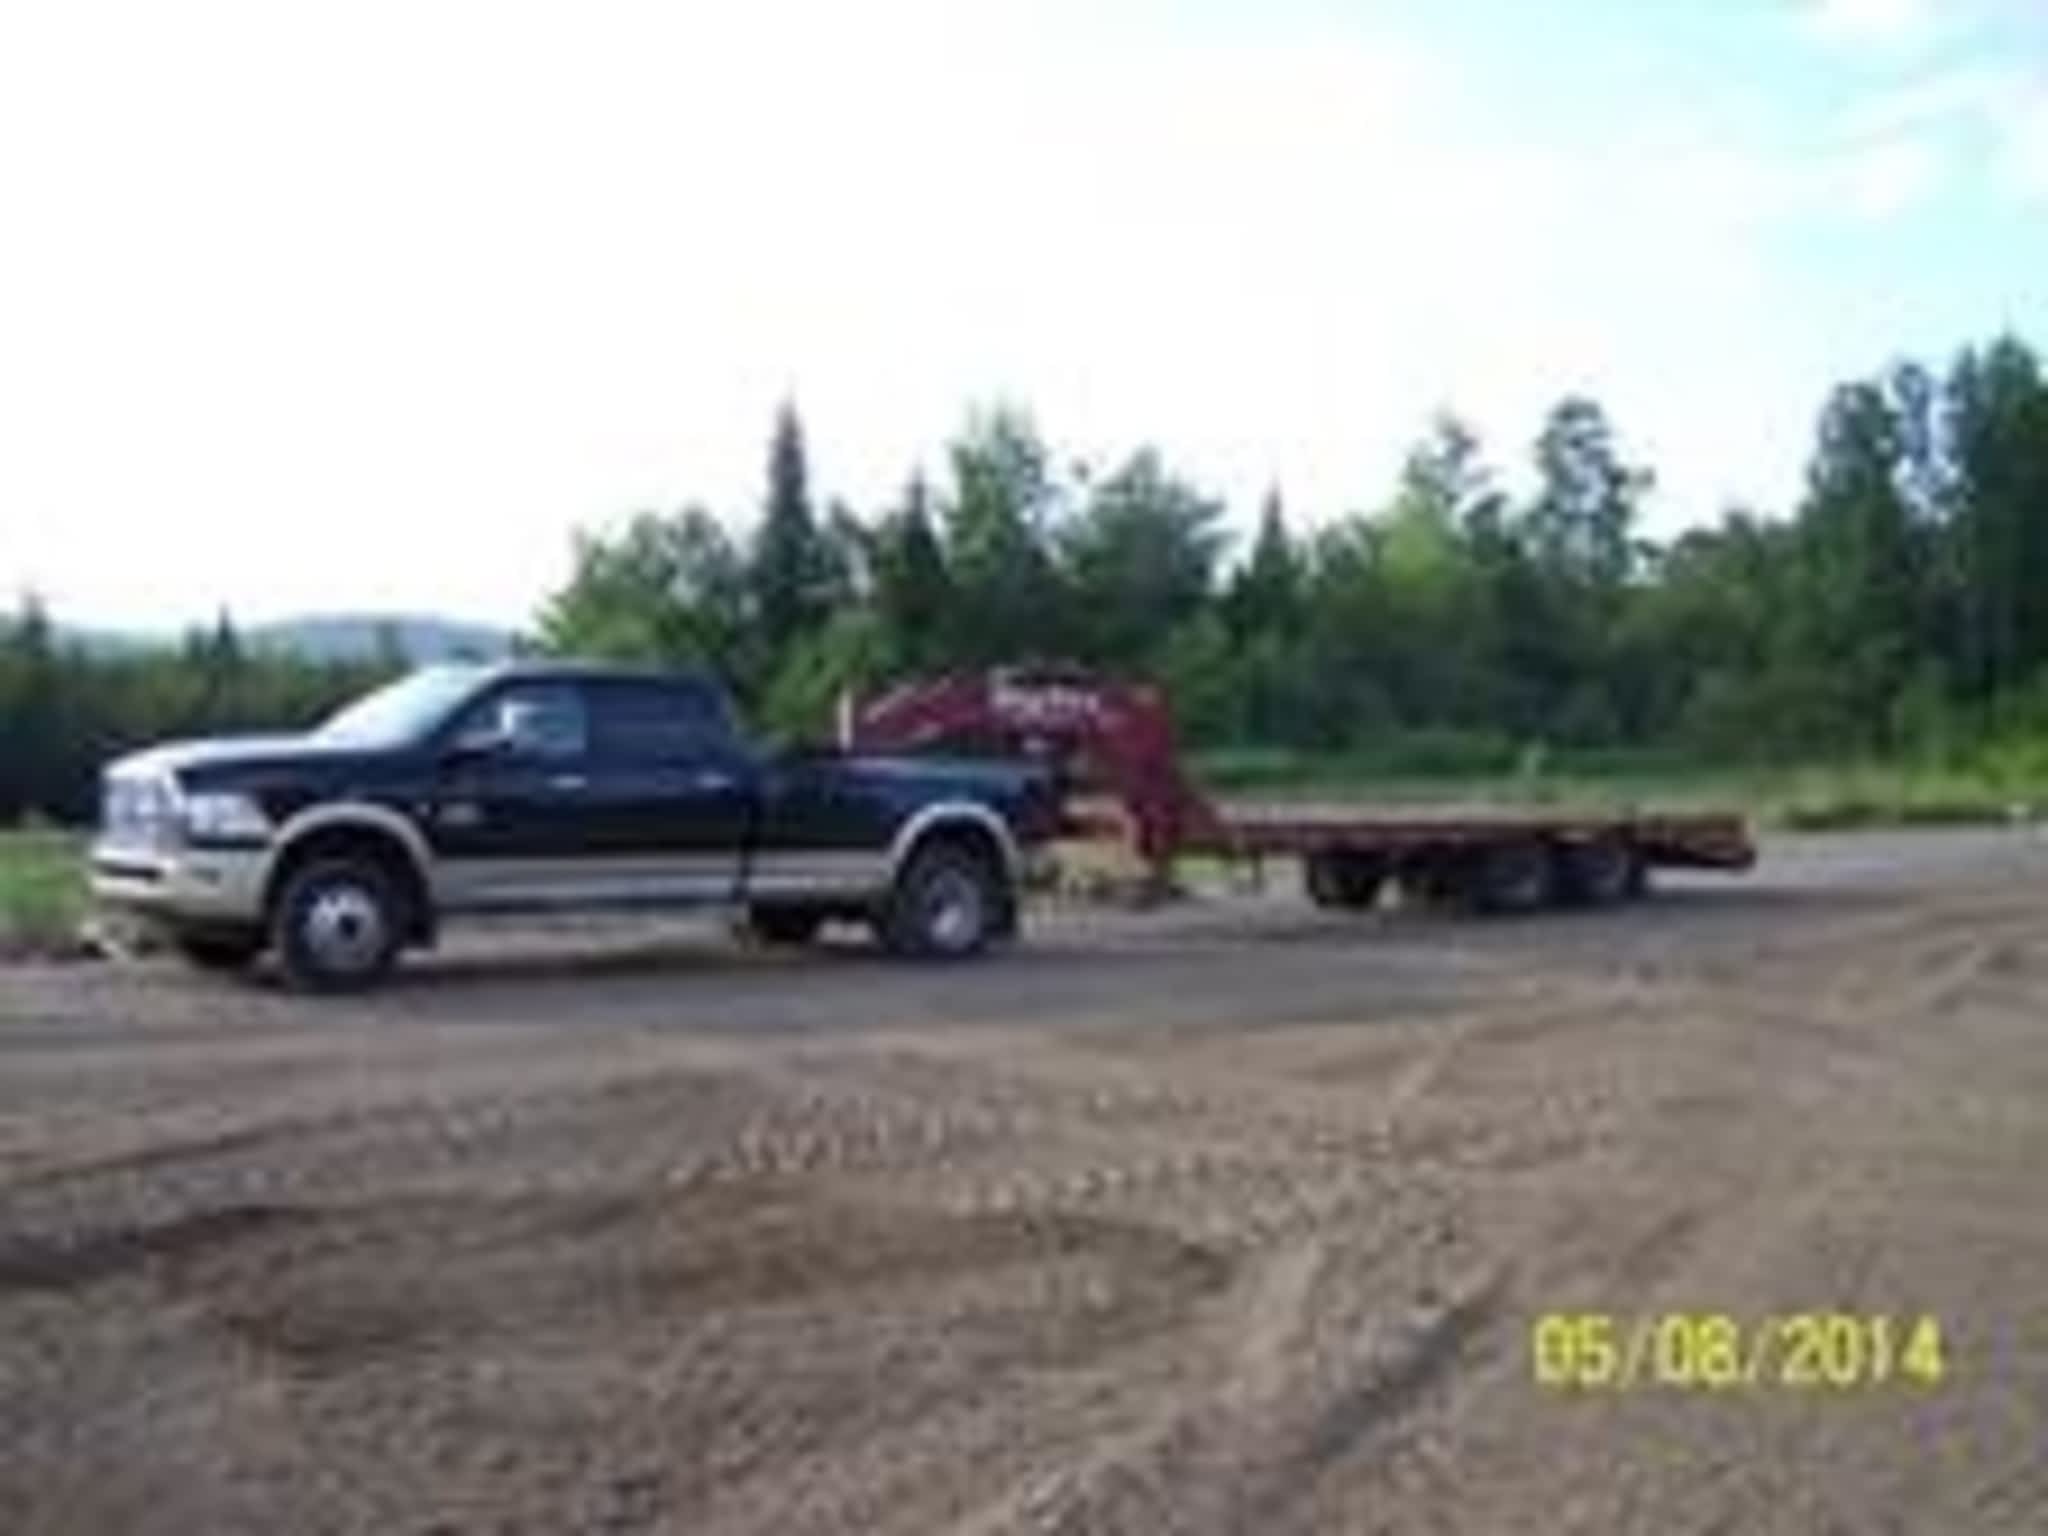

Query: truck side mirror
442,726,512,765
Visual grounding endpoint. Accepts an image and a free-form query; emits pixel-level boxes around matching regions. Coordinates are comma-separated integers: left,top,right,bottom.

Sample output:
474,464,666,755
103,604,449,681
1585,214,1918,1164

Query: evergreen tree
752,402,832,653
872,472,953,668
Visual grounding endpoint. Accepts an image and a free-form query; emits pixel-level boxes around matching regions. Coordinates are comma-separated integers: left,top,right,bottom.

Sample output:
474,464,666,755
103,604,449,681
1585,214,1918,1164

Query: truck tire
879,840,1006,960
172,927,265,973
1555,837,1640,906
744,905,825,946
1470,840,1555,915
272,855,403,993
1304,851,1384,910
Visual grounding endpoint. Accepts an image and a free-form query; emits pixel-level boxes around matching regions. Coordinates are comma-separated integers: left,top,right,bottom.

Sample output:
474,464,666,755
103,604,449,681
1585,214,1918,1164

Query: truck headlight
180,791,274,842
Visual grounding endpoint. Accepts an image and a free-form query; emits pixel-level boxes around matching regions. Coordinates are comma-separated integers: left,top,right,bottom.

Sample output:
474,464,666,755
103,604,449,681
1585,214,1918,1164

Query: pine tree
874,472,953,668
752,402,831,655
1226,487,1303,639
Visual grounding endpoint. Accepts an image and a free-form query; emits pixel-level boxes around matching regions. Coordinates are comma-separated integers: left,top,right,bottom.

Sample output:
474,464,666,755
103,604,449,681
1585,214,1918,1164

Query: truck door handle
549,772,588,791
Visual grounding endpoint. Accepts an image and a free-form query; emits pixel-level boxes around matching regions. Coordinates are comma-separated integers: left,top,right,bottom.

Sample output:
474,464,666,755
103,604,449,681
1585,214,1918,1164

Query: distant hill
59,613,521,664
246,614,520,664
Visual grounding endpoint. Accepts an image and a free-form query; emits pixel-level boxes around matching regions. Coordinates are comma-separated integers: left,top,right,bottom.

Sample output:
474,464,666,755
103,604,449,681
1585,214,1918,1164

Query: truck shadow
305,877,1899,1017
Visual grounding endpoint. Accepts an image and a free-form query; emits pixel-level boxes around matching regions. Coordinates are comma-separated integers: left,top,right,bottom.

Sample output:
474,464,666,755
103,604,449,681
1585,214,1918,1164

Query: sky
2,0,2046,631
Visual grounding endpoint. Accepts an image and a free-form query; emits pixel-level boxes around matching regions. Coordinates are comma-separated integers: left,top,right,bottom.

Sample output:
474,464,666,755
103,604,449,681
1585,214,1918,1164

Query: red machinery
844,666,1227,864
844,666,1756,911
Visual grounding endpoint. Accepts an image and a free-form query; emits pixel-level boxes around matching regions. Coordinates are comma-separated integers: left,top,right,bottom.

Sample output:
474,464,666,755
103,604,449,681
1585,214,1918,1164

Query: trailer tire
1304,851,1385,910
1397,855,1463,911
1470,840,1555,915
1555,837,1640,907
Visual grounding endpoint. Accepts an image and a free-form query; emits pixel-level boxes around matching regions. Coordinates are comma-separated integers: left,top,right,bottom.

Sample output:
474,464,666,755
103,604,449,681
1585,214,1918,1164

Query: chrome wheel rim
924,869,985,953
303,882,386,974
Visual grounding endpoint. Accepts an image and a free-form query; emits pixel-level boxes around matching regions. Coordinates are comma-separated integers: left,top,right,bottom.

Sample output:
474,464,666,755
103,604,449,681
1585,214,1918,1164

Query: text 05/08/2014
1531,1312,1948,1392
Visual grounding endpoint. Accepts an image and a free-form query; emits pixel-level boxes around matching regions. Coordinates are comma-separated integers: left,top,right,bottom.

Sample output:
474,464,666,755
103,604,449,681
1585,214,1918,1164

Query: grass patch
1769,764,2044,831
0,828,89,956
1189,748,2048,832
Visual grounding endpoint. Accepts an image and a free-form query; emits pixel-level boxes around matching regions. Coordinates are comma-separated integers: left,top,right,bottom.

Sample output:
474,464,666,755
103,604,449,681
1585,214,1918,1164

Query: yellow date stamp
1532,1312,1948,1392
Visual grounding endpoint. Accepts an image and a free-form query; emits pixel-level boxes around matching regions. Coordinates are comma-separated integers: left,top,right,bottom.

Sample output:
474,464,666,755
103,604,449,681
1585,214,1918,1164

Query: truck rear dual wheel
880,841,1010,960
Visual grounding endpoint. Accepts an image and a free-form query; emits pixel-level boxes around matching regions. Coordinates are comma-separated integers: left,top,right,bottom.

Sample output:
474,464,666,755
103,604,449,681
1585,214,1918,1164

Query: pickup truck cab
90,661,1058,991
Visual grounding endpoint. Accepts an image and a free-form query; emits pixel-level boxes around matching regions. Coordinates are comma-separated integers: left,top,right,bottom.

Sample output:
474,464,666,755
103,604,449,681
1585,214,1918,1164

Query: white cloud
1841,136,1944,216
1806,0,1936,48
1831,60,2048,208
1997,90,2048,201
1836,62,2023,138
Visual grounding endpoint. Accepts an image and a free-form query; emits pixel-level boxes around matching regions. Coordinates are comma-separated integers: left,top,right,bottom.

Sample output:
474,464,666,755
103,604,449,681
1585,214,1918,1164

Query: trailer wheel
1304,851,1384,911
1470,841,1555,915
1555,837,1640,906
1397,855,1463,911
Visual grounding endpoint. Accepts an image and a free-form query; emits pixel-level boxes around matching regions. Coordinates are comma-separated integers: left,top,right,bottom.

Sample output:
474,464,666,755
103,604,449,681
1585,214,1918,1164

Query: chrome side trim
744,849,886,896
435,853,740,909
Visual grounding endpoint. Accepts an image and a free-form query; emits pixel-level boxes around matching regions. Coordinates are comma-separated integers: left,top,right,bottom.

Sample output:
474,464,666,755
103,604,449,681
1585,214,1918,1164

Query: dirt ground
3,829,2047,1534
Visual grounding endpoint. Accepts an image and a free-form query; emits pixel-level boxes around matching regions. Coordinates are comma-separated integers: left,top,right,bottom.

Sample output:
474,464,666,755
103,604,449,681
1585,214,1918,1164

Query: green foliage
758,608,895,744
868,474,953,672
0,829,86,950
940,406,1069,663
1061,449,1227,667
538,507,756,686
0,602,390,825
751,403,841,654
1224,490,1304,640
1152,612,1237,744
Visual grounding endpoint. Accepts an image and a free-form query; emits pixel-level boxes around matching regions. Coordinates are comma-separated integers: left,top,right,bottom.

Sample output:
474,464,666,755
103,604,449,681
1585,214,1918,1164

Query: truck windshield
312,665,488,748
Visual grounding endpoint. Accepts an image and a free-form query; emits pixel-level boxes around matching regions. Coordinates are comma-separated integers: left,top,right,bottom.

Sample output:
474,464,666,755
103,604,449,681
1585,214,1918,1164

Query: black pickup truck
89,661,1059,991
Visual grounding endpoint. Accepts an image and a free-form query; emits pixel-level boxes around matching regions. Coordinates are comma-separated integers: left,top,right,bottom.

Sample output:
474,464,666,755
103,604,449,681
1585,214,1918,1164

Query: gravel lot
4,829,2048,1534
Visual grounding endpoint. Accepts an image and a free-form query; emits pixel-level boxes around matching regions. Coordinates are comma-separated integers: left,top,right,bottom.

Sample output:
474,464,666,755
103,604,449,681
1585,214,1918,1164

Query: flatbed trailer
847,670,1754,914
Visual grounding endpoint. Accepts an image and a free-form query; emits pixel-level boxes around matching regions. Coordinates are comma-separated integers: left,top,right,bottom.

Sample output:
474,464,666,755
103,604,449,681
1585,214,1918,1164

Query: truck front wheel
272,856,403,993
879,841,1007,960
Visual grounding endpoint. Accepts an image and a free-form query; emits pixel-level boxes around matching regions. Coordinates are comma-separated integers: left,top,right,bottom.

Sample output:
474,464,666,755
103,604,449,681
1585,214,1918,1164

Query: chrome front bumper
89,842,270,925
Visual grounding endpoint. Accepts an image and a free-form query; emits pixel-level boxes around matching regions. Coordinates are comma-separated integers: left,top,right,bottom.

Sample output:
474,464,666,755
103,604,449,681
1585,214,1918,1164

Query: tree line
4,330,2047,823
0,614,398,823
541,333,2048,764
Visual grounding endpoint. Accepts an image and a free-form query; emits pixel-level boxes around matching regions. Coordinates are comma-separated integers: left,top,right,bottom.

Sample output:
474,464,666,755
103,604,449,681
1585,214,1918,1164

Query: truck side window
457,683,587,760
589,680,732,763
